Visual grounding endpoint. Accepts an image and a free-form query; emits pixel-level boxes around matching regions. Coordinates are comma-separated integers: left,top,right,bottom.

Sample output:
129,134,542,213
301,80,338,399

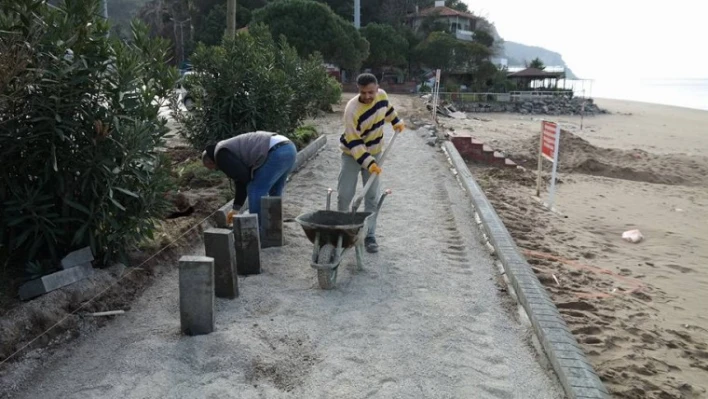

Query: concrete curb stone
442,141,610,399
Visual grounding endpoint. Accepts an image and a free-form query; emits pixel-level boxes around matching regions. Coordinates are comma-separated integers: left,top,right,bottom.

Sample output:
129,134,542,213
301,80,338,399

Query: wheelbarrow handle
349,129,402,212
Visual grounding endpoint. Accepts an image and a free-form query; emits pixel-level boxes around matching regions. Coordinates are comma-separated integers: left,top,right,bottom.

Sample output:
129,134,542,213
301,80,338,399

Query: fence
436,90,576,103
341,82,417,94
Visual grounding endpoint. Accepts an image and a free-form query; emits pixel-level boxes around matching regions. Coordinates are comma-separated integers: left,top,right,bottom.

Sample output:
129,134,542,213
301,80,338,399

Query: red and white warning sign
541,120,559,162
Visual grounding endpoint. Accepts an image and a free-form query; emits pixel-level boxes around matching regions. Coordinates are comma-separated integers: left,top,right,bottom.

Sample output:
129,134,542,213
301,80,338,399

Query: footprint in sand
666,264,695,273
557,300,597,311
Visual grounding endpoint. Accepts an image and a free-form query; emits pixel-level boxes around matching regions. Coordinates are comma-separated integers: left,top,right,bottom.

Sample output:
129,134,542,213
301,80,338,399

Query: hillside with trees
98,0,574,80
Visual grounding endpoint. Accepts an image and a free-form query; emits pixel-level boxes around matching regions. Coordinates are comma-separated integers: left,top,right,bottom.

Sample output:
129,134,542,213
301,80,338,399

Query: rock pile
455,97,608,115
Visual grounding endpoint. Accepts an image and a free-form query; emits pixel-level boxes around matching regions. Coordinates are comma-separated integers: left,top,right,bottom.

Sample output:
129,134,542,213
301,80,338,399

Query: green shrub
290,125,319,150
173,23,340,151
175,160,225,188
317,76,343,112
0,0,178,271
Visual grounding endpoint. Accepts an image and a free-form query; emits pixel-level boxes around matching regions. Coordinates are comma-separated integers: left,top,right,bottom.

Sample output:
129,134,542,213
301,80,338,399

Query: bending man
202,131,297,229
338,73,404,253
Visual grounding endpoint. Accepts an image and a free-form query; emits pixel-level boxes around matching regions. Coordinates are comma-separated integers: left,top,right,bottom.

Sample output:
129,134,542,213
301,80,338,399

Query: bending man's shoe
364,237,379,253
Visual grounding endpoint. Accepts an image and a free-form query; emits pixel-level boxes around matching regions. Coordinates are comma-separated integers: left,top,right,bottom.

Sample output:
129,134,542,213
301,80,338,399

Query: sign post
536,120,562,210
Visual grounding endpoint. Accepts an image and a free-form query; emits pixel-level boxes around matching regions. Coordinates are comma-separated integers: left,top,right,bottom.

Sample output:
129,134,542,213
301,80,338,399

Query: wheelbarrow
295,129,402,290
295,188,391,289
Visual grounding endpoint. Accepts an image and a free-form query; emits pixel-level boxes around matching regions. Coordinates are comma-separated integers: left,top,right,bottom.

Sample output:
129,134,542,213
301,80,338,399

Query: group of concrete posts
178,196,283,336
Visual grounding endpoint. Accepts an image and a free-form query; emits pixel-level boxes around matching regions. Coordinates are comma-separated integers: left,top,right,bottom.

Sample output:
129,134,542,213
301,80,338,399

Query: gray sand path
9,126,562,398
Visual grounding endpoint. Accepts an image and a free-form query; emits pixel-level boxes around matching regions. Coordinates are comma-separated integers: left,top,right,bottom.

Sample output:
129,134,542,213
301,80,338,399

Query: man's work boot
365,236,379,253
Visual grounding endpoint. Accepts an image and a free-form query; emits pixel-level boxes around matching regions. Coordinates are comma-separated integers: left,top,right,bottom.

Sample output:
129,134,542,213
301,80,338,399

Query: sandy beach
440,98,708,398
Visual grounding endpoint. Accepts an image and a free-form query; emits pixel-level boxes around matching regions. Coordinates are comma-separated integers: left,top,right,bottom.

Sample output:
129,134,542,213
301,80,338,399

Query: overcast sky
465,0,707,81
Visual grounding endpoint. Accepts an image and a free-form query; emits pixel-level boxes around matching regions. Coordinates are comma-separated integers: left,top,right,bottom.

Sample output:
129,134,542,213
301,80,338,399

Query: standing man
202,131,297,230
338,73,405,253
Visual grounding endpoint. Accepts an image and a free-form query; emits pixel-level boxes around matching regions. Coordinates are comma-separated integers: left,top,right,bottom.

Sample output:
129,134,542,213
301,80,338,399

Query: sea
563,78,708,111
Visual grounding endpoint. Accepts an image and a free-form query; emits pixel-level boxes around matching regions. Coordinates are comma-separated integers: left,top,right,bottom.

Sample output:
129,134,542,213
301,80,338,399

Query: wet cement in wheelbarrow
6,109,563,398
296,210,371,229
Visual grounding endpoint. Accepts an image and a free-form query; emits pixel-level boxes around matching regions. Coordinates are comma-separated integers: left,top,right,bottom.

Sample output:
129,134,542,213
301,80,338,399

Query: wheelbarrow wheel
317,244,337,290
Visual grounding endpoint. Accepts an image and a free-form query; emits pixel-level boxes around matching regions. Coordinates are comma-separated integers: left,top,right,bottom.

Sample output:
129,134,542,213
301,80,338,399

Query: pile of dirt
512,130,708,186
476,165,564,188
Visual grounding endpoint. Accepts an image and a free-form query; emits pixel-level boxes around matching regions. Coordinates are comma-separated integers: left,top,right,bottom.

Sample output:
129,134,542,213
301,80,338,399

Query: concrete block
569,387,610,398
233,214,261,275
294,135,327,171
204,228,239,299
542,327,581,349
450,136,473,159
19,263,94,300
557,357,596,373
535,317,569,331
492,152,506,166
260,196,283,248
214,201,233,228
60,246,93,269
178,256,215,336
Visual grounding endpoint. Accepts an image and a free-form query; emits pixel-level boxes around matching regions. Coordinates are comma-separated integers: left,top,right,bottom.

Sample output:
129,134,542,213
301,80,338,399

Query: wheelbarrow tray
295,210,373,250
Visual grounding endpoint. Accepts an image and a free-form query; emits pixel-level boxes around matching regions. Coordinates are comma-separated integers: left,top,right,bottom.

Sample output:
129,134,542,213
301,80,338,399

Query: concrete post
204,228,239,299
233,214,261,275
179,256,215,336
260,196,283,248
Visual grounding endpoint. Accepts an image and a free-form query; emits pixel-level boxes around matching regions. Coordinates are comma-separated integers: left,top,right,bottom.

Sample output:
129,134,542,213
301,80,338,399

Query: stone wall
455,97,608,115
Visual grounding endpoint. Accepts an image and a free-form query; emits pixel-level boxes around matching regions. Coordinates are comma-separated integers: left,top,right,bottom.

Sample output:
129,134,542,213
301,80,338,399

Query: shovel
349,128,402,213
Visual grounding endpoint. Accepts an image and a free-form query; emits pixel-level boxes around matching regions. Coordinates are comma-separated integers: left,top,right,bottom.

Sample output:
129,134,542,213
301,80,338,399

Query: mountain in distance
502,41,579,79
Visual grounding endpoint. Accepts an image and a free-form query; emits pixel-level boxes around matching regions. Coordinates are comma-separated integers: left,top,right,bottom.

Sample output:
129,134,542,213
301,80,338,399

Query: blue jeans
248,142,297,228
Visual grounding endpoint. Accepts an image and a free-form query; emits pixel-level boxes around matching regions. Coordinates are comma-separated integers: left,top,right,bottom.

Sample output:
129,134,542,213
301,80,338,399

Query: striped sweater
339,89,403,169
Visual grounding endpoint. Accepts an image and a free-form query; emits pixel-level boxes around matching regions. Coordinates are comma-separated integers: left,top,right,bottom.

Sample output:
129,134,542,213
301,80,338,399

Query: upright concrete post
179,256,215,336
204,228,239,299
260,196,283,248
233,214,261,275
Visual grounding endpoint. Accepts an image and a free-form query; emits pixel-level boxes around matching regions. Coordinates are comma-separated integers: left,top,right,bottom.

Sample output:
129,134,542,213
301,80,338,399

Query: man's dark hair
356,73,378,87
204,144,216,161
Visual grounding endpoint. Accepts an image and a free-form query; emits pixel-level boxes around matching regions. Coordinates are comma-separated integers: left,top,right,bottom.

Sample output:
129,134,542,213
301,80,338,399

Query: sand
0,96,563,398
441,98,708,398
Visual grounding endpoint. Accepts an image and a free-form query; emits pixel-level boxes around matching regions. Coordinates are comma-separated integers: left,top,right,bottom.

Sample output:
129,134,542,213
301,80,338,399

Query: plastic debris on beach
622,229,644,243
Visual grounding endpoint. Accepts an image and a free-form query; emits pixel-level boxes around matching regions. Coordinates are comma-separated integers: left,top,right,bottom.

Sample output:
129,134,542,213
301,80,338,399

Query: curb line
213,135,328,227
442,141,610,399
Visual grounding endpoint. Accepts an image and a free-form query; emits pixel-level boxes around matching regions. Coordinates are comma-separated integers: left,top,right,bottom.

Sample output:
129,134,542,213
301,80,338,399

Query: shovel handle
349,129,401,212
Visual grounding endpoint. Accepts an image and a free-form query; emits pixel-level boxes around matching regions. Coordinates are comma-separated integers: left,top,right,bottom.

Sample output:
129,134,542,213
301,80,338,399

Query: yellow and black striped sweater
339,89,403,169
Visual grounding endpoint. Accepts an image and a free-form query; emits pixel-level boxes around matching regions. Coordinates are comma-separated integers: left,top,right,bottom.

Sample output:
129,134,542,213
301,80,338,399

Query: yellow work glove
393,121,405,133
368,163,382,175
226,210,237,225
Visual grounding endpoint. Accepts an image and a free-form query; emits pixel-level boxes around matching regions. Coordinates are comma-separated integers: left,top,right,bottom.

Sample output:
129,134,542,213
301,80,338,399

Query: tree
193,3,253,46
414,31,491,76
361,23,409,69
174,23,341,150
1,0,178,272
136,0,194,66
472,29,494,48
251,0,369,70
528,57,545,70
